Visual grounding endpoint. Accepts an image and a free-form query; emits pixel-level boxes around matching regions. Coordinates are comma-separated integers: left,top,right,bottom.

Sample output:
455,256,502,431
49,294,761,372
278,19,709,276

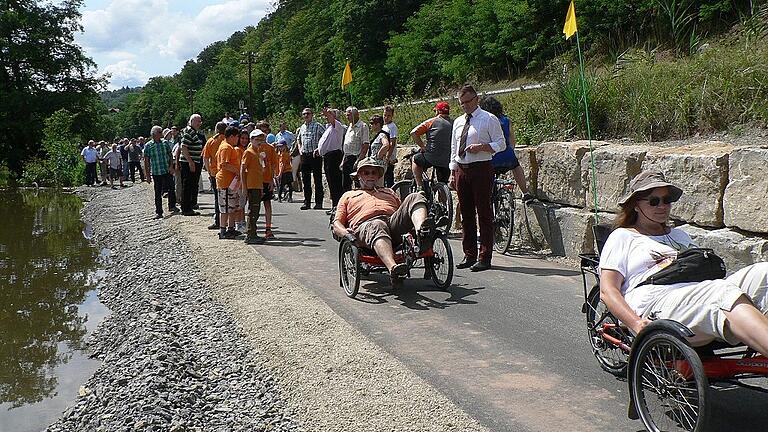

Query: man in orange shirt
332,157,434,285
202,121,227,229
215,126,241,239
241,129,266,244
254,130,279,239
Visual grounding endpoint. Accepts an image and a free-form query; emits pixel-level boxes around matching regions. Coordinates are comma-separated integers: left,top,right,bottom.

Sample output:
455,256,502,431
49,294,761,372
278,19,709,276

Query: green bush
22,109,85,187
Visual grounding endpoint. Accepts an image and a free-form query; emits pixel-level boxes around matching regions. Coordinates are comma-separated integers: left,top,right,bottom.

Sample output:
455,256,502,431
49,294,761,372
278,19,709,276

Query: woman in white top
600,170,768,354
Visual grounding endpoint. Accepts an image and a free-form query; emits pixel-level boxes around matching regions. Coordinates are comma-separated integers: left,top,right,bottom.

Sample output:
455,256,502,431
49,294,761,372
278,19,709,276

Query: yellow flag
341,61,352,89
563,0,577,40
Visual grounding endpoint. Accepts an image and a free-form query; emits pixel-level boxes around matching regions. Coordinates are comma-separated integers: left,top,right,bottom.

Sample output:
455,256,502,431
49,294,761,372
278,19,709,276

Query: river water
0,190,109,432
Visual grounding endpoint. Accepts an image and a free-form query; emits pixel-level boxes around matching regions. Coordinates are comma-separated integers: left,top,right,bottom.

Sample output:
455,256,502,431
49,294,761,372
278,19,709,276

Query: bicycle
391,149,453,235
492,176,516,254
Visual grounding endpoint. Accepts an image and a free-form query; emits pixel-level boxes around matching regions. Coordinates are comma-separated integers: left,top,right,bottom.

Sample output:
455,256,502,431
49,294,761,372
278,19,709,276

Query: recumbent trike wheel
339,239,361,298
585,284,630,376
630,330,710,432
425,234,453,290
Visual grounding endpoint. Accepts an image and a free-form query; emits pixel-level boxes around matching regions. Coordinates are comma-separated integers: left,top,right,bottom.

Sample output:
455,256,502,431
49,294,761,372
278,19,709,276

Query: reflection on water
0,189,107,430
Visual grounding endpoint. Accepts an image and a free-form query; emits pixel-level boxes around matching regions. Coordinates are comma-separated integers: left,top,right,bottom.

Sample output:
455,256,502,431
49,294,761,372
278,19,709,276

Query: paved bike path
198,190,768,431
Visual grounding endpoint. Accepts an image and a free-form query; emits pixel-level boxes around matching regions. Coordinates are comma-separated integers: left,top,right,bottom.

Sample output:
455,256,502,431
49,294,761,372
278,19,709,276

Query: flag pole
574,27,600,224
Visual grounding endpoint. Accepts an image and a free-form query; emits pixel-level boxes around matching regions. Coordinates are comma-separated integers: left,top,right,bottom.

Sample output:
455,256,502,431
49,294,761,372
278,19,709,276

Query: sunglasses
641,196,675,206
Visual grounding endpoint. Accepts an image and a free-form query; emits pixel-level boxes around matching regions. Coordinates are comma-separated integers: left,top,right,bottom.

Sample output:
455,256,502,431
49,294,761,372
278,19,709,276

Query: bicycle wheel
432,182,453,235
339,240,361,298
631,332,710,432
426,234,453,290
493,187,515,254
585,285,629,376
391,179,414,201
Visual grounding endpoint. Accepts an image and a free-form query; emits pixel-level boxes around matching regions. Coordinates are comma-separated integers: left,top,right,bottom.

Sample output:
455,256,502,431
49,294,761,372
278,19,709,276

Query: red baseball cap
434,101,449,113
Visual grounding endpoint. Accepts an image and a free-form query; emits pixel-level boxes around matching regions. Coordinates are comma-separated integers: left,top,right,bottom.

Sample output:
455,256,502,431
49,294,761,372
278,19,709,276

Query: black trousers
210,176,220,224
323,149,344,207
152,174,177,215
384,162,395,187
180,161,202,213
341,155,358,193
300,153,324,206
84,162,97,185
128,161,145,182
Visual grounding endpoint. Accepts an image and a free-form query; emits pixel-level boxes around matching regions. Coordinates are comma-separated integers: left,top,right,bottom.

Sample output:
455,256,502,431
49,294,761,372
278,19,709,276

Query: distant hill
100,87,142,109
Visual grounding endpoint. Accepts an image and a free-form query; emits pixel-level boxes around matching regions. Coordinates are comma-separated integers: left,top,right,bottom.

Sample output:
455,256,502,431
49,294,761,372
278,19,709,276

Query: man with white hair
144,125,178,219
81,140,99,186
177,114,206,216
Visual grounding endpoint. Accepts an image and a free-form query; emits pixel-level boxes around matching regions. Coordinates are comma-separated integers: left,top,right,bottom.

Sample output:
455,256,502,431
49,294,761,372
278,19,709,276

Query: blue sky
76,0,272,90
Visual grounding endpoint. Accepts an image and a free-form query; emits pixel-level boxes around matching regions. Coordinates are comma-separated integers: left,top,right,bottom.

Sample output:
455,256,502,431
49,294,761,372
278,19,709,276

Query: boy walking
253,130,278,239
241,130,266,244
215,126,242,239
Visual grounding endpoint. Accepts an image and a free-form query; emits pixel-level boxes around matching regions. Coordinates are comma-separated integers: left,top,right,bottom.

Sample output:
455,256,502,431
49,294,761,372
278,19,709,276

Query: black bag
638,248,726,287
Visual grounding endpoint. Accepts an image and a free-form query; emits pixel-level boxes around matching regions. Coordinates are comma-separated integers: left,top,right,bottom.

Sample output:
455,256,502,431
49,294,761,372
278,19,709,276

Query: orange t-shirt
202,134,225,175
334,188,401,230
278,150,292,176
215,142,240,188
255,143,278,180
241,147,264,190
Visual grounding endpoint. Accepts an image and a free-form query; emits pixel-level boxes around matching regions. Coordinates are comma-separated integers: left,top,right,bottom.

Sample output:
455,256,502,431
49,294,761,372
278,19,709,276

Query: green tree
0,0,103,176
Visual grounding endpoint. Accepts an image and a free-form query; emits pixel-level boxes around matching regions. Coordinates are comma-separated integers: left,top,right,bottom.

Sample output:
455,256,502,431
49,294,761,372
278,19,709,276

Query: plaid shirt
298,121,325,154
143,139,173,175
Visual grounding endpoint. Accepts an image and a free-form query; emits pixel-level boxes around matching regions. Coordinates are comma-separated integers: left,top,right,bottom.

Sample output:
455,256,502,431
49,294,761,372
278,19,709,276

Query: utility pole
241,51,256,115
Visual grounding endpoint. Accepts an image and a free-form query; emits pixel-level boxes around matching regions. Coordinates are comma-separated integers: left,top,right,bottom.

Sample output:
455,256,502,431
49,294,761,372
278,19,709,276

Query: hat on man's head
249,129,265,139
434,101,450,113
352,157,386,177
618,170,683,205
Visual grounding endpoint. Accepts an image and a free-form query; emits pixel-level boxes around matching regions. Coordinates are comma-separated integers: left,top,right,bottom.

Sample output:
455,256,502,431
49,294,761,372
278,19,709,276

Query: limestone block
536,141,609,207
581,145,649,212
514,146,538,194
392,147,415,182
513,201,559,253
680,224,768,271
551,206,597,257
723,147,768,233
642,142,732,227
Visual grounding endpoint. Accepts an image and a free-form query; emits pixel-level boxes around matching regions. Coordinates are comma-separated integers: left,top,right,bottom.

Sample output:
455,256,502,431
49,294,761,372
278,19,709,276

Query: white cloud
78,0,271,88
103,60,150,89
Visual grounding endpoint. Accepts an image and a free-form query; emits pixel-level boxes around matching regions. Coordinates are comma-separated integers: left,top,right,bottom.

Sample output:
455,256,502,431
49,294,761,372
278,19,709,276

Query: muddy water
0,190,108,432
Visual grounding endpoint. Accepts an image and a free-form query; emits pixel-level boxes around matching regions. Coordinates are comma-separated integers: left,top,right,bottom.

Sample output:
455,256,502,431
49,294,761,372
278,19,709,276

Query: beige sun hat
352,156,386,177
618,170,683,205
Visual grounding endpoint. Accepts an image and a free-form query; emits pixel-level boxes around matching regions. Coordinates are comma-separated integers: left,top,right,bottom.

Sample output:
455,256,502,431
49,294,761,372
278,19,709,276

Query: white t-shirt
599,227,697,314
103,150,122,169
383,122,398,162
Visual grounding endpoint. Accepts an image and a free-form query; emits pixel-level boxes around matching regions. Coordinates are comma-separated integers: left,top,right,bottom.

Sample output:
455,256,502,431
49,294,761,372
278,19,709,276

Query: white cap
249,129,265,138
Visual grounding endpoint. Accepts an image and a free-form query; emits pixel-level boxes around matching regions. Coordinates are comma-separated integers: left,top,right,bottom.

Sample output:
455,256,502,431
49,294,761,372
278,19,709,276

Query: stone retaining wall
503,140,768,269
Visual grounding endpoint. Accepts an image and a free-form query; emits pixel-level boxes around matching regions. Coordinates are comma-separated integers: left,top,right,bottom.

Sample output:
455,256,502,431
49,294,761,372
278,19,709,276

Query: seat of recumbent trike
339,232,435,268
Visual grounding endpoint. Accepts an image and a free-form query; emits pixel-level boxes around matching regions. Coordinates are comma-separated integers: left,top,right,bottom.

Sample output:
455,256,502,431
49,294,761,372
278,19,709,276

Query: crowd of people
83,84,536,273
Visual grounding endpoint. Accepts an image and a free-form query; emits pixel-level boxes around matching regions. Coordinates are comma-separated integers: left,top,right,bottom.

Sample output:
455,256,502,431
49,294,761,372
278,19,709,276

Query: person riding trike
331,157,453,297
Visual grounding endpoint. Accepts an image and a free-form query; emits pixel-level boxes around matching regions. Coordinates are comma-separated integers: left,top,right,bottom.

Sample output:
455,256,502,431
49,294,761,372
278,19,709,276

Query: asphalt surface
198,186,768,432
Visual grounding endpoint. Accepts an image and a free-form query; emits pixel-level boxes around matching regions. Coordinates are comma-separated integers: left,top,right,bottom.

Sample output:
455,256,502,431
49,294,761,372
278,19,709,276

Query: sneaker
244,236,265,245
390,263,408,278
300,205,311,210
170,207,181,213
208,223,220,230
264,230,275,240
182,211,201,216
218,231,237,240
313,204,323,210
417,217,435,254
230,229,243,237
153,214,163,220
522,193,536,203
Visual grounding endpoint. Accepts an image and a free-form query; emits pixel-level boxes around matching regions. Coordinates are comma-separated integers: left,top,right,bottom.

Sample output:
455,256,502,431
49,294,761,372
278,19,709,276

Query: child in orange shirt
214,126,241,239
241,130,265,244
276,138,293,202
233,130,249,232
254,136,279,239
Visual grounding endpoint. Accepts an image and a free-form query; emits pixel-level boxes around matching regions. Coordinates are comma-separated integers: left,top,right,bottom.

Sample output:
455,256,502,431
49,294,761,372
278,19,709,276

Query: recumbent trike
580,225,768,432
332,174,454,298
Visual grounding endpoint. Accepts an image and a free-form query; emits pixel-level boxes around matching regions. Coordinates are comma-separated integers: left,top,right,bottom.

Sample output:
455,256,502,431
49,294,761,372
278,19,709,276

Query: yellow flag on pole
341,60,352,89
563,0,577,40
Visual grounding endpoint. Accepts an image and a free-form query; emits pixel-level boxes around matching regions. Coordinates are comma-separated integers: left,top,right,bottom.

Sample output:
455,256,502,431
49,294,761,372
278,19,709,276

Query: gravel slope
55,184,486,432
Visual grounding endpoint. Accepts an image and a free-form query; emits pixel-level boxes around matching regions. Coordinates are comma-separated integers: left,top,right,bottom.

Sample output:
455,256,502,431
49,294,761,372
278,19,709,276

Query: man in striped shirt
178,113,206,216
297,107,326,210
